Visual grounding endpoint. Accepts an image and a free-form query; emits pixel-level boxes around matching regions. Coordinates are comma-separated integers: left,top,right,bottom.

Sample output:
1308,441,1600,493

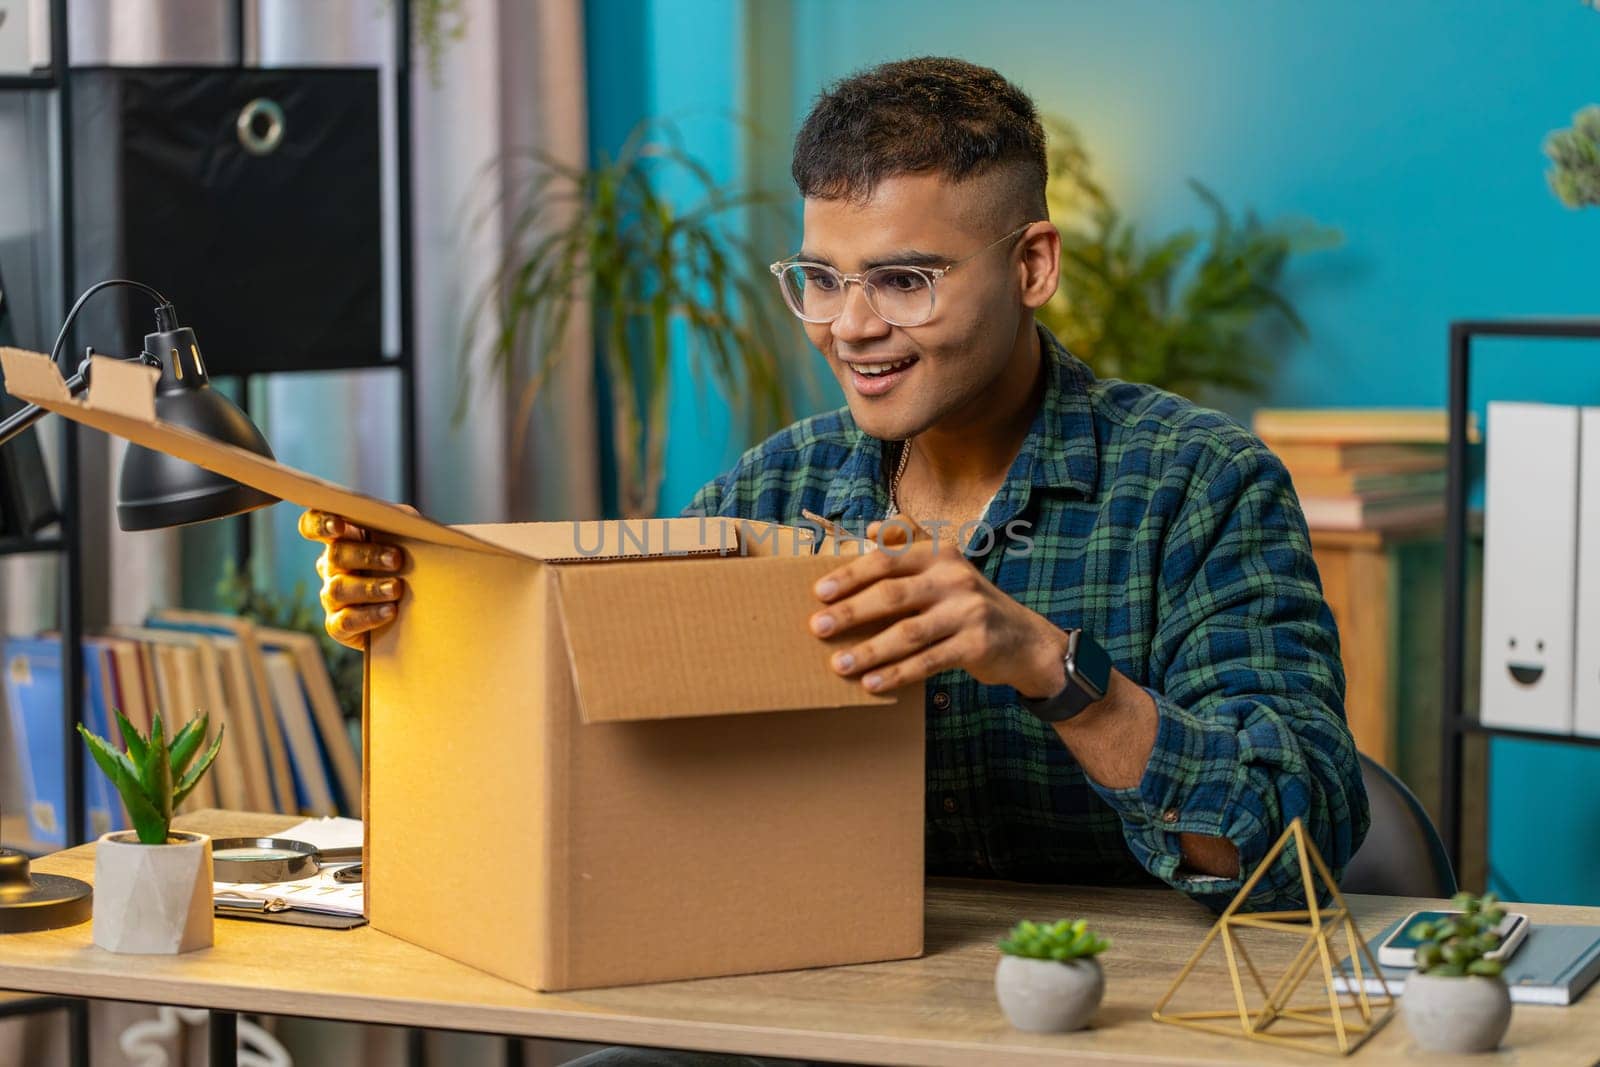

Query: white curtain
1,1,598,1063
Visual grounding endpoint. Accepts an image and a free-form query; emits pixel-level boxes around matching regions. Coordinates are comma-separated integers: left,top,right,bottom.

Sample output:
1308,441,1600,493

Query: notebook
212,816,365,927
1333,917,1600,1006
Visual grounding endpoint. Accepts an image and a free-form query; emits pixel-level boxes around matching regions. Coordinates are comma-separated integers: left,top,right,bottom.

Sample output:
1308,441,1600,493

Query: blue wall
586,0,743,515
587,0,1600,903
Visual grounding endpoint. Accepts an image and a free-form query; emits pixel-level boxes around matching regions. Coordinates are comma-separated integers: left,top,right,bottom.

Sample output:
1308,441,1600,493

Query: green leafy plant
77,712,223,845
218,560,363,723
460,118,796,518
1546,105,1600,209
1037,117,1340,402
1411,892,1507,978
998,918,1110,962
381,0,466,87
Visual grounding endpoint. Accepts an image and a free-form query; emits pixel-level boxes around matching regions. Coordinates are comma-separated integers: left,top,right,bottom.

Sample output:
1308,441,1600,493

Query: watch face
1071,630,1113,698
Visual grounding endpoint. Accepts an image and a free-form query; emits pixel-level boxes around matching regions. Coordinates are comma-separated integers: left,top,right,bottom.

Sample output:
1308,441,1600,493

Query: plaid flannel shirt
684,324,1369,911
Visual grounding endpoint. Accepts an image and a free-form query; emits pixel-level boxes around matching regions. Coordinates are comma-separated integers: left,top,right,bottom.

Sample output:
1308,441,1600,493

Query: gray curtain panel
2,0,598,1063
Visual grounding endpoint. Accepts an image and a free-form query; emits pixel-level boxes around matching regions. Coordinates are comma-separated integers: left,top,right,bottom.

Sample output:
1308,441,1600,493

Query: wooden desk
3,810,1599,1066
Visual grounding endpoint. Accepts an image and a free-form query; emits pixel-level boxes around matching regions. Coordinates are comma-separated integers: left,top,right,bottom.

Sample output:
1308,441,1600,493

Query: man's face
797,173,1036,441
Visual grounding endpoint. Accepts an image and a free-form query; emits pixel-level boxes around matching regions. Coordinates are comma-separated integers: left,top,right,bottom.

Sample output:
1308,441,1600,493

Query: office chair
1339,752,1458,898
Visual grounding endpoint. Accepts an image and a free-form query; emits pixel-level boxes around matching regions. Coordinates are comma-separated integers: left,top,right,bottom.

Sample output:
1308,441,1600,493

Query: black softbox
70,66,383,375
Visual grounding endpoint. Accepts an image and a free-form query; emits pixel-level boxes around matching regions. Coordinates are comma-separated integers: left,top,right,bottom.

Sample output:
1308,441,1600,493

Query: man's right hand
299,509,407,650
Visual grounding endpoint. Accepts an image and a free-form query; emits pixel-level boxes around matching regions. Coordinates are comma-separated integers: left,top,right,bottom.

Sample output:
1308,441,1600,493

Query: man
304,57,1367,914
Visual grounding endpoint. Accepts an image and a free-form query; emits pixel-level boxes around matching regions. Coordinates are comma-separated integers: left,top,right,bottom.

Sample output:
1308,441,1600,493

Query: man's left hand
810,514,1069,698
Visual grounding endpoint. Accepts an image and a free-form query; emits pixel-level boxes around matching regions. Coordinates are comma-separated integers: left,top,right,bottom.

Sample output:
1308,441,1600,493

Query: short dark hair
791,56,1048,223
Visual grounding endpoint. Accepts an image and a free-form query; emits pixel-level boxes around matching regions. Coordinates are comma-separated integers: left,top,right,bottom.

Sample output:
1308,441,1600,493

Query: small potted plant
78,711,223,954
994,918,1110,1032
1402,892,1513,1053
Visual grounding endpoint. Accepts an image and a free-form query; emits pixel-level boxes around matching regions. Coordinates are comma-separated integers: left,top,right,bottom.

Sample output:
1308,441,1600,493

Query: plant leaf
168,715,208,778
144,713,173,830
113,708,148,766
172,725,225,809
78,724,165,844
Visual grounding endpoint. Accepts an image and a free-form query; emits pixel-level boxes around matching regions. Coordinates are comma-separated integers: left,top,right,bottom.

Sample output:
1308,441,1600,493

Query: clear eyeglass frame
768,221,1039,328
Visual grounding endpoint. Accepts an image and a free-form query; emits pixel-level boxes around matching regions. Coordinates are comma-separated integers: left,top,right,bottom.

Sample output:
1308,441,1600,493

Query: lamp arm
0,277,175,451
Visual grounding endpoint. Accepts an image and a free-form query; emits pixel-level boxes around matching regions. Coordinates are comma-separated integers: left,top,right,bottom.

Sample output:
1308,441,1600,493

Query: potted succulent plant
1402,892,1513,1053
994,918,1110,1032
77,711,224,954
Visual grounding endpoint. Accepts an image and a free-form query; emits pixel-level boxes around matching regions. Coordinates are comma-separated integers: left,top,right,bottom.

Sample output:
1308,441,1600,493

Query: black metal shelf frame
0,74,58,91
1441,317,1600,871
2,4,420,1063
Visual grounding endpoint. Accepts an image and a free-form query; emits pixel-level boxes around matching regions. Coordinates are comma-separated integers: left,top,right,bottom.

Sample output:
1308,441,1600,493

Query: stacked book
1251,408,1480,532
1,610,360,849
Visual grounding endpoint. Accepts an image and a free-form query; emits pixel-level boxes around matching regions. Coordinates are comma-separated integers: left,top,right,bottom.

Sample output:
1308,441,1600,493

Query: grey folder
1334,918,1600,1006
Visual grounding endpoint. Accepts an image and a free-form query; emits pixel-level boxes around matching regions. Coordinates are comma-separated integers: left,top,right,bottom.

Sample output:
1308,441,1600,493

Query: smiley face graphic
1506,635,1547,686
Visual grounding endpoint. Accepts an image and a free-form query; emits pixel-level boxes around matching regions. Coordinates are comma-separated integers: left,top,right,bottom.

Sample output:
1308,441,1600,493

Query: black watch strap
1020,629,1112,723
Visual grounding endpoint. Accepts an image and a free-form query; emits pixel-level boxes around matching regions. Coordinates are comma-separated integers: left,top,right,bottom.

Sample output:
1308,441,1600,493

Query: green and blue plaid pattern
684,325,1368,911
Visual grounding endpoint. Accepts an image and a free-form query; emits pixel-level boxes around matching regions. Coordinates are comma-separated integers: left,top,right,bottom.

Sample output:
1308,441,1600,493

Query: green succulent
997,919,1110,962
1411,891,1507,979
77,711,224,846
1546,105,1600,209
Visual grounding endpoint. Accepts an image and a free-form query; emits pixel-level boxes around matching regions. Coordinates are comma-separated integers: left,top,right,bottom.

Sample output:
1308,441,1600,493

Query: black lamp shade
116,326,277,531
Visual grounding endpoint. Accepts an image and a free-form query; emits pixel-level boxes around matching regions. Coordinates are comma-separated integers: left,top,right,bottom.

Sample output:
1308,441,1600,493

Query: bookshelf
0,3,86,1058
1440,318,1600,875
2,2,422,1060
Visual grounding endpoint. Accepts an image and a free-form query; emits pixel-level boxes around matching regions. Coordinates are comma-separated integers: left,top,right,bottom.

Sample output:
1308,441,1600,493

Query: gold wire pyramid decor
1151,817,1394,1056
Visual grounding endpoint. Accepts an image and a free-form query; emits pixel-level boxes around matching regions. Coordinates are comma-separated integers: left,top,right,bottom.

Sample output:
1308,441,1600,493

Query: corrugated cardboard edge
361,645,372,921
0,347,529,560
541,577,573,988
458,518,741,563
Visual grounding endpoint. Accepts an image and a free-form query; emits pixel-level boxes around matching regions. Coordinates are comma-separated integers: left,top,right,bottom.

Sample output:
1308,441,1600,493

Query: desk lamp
0,278,279,932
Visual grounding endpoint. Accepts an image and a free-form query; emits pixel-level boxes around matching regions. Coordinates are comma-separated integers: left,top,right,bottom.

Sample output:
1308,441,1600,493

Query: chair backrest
1339,752,1457,898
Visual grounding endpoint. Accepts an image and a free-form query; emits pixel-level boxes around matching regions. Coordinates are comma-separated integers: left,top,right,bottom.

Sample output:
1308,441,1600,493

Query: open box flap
1,348,529,559
554,553,897,723
457,518,742,562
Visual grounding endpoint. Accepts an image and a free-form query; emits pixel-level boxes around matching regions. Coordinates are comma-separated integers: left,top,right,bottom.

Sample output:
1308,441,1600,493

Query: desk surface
3,810,1599,1066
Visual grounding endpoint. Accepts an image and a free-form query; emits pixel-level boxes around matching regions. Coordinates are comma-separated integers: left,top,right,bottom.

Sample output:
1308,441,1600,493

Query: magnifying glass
211,838,362,883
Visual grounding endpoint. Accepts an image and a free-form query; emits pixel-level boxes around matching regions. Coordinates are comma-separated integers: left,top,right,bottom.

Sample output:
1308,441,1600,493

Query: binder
1479,402,1581,734
1576,407,1600,738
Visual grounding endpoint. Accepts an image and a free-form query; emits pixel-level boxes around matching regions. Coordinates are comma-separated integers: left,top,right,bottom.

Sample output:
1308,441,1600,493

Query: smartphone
1377,909,1530,969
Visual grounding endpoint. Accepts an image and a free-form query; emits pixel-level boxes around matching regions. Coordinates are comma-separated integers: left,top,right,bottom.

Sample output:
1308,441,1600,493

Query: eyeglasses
768,222,1038,328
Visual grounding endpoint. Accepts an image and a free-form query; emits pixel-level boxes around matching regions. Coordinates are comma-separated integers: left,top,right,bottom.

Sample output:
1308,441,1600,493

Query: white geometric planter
1402,970,1512,1053
995,955,1104,1032
92,831,213,955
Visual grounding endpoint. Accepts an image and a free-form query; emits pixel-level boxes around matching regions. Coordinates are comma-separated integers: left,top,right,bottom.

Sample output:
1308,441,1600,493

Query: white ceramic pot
994,955,1104,1032
91,830,214,955
1402,970,1512,1053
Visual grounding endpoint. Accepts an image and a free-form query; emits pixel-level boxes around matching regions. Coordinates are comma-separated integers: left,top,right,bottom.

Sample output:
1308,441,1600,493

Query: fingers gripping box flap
0,348,519,558
554,552,898,723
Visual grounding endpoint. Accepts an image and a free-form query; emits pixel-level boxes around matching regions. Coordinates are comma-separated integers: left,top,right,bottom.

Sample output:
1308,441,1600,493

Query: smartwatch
1020,628,1113,723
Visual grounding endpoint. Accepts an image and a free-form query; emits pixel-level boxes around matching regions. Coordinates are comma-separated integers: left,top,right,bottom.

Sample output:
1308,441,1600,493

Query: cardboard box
1,348,925,990
1479,401,1580,736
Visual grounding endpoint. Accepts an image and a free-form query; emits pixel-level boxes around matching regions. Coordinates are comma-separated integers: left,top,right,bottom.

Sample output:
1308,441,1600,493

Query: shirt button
942,795,958,814
1161,808,1180,825
932,690,951,710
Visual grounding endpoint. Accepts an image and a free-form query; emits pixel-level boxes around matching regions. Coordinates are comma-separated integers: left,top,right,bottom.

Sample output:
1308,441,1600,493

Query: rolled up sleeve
1084,443,1369,913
